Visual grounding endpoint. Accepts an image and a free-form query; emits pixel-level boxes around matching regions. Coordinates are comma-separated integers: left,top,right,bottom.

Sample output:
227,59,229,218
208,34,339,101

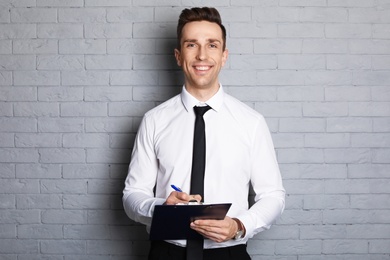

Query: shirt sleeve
122,115,165,226
237,116,286,239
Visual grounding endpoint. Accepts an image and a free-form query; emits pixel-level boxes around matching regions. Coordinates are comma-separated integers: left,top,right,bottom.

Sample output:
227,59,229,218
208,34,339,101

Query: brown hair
177,7,227,51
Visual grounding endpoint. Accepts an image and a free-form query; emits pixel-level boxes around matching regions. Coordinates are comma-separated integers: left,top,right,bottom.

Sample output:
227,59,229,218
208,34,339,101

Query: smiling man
123,7,285,260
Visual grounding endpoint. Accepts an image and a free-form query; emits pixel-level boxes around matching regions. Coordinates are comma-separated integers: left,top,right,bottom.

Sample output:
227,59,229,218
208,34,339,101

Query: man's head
177,7,227,51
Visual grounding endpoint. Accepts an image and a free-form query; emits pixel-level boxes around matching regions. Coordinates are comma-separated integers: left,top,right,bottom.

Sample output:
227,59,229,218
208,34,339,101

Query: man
123,7,285,260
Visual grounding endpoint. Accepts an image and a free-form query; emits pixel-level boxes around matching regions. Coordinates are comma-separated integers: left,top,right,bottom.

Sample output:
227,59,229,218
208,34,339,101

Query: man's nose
196,46,207,60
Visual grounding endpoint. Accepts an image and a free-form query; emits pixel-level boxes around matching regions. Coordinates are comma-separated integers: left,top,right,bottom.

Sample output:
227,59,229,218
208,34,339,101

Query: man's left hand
190,216,237,243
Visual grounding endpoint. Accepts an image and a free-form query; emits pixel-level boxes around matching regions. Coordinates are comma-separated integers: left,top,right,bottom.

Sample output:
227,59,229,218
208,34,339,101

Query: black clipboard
149,203,232,240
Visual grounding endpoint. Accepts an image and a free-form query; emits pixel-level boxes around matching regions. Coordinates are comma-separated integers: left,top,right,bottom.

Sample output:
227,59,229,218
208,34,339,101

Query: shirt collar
181,84,224,112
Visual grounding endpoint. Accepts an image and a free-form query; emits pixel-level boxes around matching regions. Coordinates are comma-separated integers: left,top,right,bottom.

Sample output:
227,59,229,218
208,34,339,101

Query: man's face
175,21,228,93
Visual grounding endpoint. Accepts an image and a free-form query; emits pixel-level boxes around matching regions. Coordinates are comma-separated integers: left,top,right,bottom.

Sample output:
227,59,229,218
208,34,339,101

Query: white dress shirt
123,85,285,249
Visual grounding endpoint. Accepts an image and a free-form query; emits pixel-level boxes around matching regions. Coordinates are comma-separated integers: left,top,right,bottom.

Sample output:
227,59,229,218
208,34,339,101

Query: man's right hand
163,191,202,205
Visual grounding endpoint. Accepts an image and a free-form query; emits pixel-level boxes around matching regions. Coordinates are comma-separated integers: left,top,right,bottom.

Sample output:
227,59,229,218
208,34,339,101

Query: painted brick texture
0,1,389,259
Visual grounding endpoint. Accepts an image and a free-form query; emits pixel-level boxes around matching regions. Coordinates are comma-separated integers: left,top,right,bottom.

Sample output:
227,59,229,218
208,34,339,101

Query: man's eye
209,44,218,48
186,43,196,48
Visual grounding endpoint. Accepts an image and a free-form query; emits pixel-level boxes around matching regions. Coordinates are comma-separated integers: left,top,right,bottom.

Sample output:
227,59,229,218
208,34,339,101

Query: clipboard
149,203,232,240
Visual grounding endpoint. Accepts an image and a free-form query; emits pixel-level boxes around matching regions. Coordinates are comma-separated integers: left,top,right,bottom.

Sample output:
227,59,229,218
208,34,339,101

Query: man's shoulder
223,92,264,120
144,94,182,118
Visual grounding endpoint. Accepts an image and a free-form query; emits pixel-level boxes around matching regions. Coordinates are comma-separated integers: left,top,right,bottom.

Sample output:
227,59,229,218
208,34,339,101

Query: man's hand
163,191,202,205
190,216,238,243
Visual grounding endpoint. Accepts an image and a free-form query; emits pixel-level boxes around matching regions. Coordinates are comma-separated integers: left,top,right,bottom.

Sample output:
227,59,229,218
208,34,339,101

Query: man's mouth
194,66,212,71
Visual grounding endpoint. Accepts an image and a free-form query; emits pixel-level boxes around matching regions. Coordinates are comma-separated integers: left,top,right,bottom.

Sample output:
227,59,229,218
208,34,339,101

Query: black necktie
187,105,211,260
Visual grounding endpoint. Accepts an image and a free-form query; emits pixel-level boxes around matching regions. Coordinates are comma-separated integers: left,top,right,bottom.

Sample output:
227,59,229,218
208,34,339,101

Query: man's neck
185,84,220,102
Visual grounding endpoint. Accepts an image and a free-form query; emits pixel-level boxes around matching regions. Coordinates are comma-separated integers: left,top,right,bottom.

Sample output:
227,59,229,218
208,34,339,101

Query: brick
38,118,84,133
39,148,86,163
325,86,370,101
38,86,83,101
349,102,390,116
0,24,36,39
110,71,158,85
303,39,348,54
0,133,14,148
305,133,350,148
17,224,63,239
278,24,324,38
300,225,347,239
84,86,133,101
255,102,302,117
60,102,107,117
225,86,276,102
325,179,370,194
37,24,83,39
278,55,325,69
323,240,368,254
62,71,109,85
63,133,109,148
280,164,347,179
0,164,15,178
133,22,176,39
0,239,38,254
327,55,371,70
350,40,390,54
87,209,132,225
254,39,301,54
247,240,275,255
327,0,374,7
275,239,322,255
62,164,110,179
373,118,390,132
64,225,109,239
300,7,348,22
0,7,10,22
327,117,372,132
86,55,132,70
0,118,37,132
87,180,123,194
304,195,349,209
59,39,106,54
348,164,390,178
277,86,324,101
0,102,13,116
133,54,177,70
107,7,154,22
373,24,390,39
0,224,16,238
0,71,12,85
37,0,83,6
0,87,37,101
59,8,106,23
16,164,61,178
351,194,390,209
349,8,390,23
107,39,155,54
41,179,87,193
0,209,40,224
16,194,62,209
326,24,372,38
87,240,132,255
15,133,61,148
86,148,131,163
279,0,326,6
0,148,39,163
369,240,390,254
324,148,371,163
230,23,277,38
85,117,133,133
64,195,111,209
37,55,84,70
280,118,325,132
41,240,86,254
13,39,58,54
0,40,12,54
11,8,57,23
278,148,324,163
14,102,59,117
372,55,390,69
284,180,324,194
372,148,390,163
0,55,35,70
353,71,390,86
14,71,60,86
109,133,135,148
252,7,300,22
85,24,132,39
303,102,348,117
0,179,38,194
85,0,131,6
42,209,87,224
108,102,156,117
351,133,390,147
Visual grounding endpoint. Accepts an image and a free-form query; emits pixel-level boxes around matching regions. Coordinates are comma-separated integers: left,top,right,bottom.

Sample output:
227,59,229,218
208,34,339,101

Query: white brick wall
0,1,389,259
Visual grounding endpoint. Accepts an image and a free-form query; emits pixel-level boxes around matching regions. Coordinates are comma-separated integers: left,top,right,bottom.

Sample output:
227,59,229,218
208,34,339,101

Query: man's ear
222,48,229,67
174,48,182,66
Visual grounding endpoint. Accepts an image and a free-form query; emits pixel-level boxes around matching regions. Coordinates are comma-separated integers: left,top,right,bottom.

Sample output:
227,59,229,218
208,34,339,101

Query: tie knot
194,105,211,116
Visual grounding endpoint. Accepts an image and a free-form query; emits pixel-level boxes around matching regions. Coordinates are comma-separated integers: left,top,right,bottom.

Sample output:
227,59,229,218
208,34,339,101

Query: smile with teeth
194,66,211,71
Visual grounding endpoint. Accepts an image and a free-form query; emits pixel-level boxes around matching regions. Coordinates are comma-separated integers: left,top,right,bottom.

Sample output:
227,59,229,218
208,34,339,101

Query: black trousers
148,240,251,260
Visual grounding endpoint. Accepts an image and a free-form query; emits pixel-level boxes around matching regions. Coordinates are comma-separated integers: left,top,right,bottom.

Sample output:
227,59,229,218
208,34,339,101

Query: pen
171,184,182,192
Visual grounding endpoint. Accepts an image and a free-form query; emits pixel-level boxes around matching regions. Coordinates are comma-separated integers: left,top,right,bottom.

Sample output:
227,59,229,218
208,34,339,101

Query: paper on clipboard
149,203,232,240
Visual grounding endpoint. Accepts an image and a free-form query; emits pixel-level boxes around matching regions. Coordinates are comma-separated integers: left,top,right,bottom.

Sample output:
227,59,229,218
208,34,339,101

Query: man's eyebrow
183,39,222,43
